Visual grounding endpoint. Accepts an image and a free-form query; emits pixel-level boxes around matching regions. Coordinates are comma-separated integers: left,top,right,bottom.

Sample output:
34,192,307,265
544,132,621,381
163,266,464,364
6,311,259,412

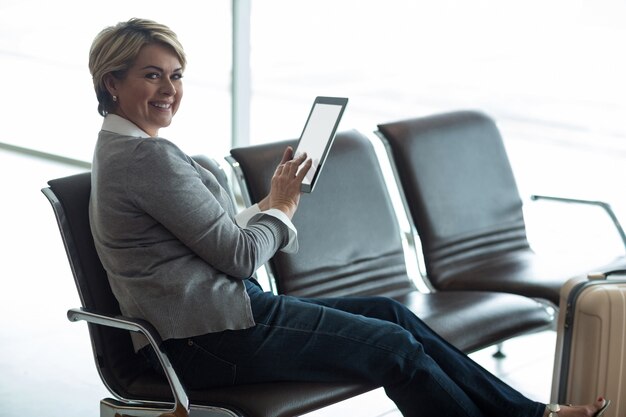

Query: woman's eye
146,73,160,80
172,73,183,81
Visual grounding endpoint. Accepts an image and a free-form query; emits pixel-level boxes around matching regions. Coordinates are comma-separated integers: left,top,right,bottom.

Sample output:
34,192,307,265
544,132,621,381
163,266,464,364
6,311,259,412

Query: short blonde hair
89,18,187,116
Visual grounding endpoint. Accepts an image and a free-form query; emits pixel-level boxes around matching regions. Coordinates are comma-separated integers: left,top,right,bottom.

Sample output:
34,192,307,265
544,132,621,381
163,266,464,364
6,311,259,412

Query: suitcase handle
588,269,626,280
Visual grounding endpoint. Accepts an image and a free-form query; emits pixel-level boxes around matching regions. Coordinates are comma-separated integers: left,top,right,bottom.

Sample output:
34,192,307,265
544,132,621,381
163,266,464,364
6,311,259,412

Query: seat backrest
44,171,145,400
42,155,231,401
229,130,416,298
377,110,532,285
45,172,118,314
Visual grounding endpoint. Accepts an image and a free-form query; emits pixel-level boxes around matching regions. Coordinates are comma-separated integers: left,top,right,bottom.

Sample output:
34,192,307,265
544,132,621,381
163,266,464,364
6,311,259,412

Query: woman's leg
164,283,543,417
301,295,546,417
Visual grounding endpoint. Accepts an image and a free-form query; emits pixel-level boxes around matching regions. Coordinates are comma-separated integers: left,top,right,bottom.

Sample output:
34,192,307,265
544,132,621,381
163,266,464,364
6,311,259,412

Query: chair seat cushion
125,372,372,417
397,290,552,352
431,250,626,306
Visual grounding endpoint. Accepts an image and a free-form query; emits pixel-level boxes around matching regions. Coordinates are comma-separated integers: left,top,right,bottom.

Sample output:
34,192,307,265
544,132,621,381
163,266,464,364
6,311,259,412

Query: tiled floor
0,118,624,417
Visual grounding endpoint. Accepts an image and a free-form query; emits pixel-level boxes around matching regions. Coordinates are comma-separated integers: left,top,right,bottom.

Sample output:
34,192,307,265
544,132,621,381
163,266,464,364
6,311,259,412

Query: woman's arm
127,139,291,279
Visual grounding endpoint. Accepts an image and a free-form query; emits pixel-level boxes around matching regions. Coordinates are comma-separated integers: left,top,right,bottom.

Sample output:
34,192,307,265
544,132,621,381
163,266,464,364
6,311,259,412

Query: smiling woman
89,19,186,137
102,44,184,136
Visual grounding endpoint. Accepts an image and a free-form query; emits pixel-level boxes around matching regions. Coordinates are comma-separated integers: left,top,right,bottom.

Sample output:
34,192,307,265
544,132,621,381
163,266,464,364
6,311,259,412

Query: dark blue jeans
162,280,545,417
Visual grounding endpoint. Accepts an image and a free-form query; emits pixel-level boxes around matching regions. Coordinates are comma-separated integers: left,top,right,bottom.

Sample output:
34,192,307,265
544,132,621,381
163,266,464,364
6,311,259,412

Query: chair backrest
229,130,416,298
44,171,147,400
377,110,532,286
42,155,232,402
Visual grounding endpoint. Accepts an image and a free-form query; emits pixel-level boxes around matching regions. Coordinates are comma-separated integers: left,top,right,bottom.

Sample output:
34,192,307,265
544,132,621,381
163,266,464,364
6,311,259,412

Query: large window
249,0,626,258
249,1,626,142
3,1,625,226
0,1,232,161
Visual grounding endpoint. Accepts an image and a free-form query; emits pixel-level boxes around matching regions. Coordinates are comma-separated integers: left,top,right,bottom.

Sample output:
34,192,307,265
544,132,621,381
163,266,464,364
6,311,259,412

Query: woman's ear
103,73,118,97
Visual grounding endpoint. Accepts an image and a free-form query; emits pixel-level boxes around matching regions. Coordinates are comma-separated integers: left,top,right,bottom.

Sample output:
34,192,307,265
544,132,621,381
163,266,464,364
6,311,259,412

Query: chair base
100,398,242,417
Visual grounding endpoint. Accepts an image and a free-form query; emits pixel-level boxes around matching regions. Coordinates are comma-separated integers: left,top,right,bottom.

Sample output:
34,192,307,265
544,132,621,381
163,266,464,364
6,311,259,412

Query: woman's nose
160,78,176,95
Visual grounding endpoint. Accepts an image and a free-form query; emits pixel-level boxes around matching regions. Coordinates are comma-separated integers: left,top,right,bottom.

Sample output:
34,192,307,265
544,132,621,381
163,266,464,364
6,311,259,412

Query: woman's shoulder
95,131,197,183
126,136,200,179
136,136,193,166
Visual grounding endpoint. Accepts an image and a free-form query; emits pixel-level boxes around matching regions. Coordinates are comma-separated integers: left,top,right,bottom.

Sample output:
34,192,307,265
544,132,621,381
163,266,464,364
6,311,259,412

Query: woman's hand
259,146,312,219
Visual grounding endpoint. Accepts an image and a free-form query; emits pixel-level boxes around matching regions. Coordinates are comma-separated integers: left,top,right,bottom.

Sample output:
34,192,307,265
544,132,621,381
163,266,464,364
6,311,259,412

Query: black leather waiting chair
42,156,370,417
227,130,552,355
377,110,626,306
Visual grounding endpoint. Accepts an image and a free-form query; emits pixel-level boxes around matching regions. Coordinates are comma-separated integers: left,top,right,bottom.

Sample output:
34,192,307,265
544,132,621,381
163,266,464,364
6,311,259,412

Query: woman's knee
367,296,415,323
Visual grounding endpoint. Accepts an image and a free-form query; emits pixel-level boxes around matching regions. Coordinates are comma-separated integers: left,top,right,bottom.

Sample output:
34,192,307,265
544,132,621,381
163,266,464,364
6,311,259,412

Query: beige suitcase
551,270,626,417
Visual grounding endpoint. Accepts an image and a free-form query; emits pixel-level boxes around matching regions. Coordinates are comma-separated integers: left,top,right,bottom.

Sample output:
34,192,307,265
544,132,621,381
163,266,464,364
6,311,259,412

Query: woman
88,18,609,417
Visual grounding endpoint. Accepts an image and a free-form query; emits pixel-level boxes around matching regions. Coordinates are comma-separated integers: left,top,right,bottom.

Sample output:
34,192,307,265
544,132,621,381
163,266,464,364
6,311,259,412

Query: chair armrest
530,194,626,253
67,307,190,417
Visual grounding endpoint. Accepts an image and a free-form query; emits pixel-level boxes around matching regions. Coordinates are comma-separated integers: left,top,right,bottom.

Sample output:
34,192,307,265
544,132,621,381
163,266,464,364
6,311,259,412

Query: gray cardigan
89,128,291,350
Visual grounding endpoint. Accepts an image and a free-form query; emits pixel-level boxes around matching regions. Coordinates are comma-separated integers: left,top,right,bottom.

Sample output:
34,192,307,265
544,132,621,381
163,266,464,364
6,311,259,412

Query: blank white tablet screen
296,103,343,186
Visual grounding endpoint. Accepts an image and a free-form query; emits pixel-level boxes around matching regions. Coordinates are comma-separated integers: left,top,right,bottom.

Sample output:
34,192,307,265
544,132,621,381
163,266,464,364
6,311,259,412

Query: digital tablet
294,96,348,192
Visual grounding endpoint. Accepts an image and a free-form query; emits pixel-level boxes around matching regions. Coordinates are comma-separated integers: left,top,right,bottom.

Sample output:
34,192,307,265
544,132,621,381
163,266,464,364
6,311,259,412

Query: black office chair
227,129,553,354
377,110,626,306
42,156,369,417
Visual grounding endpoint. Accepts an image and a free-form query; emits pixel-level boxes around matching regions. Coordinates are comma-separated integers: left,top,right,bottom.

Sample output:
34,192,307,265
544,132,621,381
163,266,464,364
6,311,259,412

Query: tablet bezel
295,96,348,193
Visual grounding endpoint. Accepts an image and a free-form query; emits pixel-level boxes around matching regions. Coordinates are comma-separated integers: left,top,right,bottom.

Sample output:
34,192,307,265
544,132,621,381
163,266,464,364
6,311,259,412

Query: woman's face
106,43,183,136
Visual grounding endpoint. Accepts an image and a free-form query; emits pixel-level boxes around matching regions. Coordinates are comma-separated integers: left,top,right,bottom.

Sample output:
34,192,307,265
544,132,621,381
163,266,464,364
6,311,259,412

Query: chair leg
492,342,506,359
100,398,243,417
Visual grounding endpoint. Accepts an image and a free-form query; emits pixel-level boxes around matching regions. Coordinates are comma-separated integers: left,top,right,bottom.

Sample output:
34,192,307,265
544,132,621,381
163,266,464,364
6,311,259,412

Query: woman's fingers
279,146,294,165
267,150,312,219
277,152,308,176
276,147,308,174
295,158,313,180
